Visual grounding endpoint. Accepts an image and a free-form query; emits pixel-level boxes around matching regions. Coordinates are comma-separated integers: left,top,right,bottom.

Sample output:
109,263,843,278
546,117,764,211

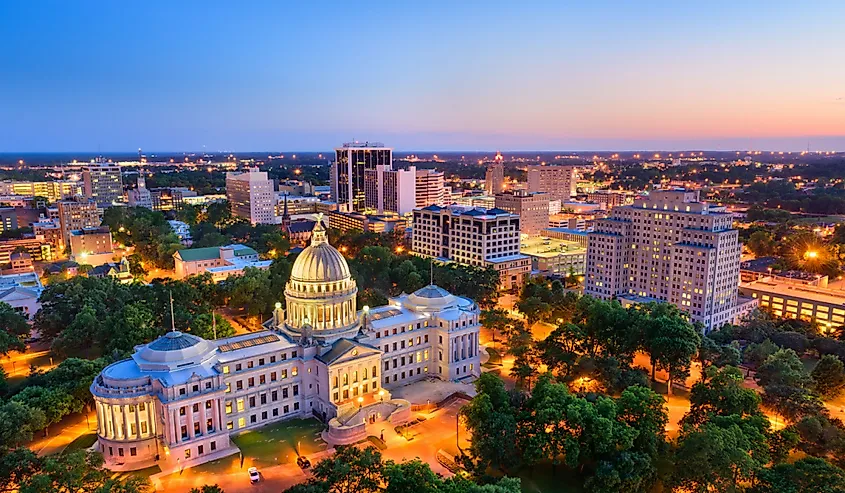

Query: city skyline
2,1,844,152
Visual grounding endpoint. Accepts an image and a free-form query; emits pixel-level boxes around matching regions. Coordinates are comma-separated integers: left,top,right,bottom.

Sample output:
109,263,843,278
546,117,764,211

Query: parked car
248,467,260,484
297,456,311,469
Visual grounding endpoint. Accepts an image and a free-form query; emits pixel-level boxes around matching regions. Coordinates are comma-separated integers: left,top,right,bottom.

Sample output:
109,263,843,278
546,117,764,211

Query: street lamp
378,390,384,402
357,396,364,409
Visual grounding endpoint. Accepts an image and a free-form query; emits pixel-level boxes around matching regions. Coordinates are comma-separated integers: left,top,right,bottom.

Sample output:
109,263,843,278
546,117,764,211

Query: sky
1,1,844,152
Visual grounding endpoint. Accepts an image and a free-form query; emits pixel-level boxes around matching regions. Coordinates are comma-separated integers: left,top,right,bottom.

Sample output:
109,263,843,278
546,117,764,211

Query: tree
672,414,771,493
638,303,701,395
190,486,226,493
224,267,276,320
747,231,776,257
744,339,780,367
461,373,520,472
189,313,234,340
292,446,384,493
383,459,440,493
698,336,741,369
12,386,75,435
683,366,763,427
13,449,149,493
756,348,821,421
0,302,30,355
0,401,47,447
0,447,41,492
615,385,668,458
812,354,845,400
514,296,549,326
752,457,845,493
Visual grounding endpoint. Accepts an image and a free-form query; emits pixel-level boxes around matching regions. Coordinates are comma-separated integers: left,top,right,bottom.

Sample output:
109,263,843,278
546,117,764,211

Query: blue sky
1,1,844,152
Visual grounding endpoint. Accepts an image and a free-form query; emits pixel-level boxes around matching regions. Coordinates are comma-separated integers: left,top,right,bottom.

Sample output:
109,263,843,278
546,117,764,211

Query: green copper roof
175,247,222,262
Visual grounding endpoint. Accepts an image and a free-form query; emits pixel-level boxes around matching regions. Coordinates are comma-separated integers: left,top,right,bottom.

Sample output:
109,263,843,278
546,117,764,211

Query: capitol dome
282,216,359,342
290,220,352,284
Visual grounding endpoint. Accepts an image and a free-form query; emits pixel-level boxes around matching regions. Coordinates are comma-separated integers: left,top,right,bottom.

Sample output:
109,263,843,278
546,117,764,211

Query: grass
232,418,326,467
167,418,326,478
64,432,97,452
112,465,161,482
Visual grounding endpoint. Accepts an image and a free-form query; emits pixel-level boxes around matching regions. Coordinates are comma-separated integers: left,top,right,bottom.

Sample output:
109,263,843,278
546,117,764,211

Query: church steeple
281,192,291,231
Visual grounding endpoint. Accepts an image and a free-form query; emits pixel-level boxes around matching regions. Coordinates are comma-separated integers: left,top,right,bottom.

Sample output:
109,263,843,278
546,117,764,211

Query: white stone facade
584,189,742,331
91,221,481,471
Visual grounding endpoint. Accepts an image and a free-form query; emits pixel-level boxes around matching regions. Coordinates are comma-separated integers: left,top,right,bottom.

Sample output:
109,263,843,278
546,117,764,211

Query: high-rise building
127,175,153,209
415,169,446,208
0,180,82,202
494,190,549,236
150,187,196,212
527,164,577,202
411,205,531,291
57,199,101,249
226,168,275,224
331,142,392,212
363,164,416,215
584,189,743,331
484,152,505,195
83,163,124,208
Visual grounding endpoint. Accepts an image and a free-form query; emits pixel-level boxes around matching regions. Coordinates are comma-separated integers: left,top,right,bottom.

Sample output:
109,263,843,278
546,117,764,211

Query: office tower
415,169,446,208
495,190,550,236
412,205,530,291
57,199,101,249
331,142,392,212
83,163,124,208
364,164,416,215
527,164,577,202
584,189,742,331
127,175,153,209
484,152,505,195
226,167,275,224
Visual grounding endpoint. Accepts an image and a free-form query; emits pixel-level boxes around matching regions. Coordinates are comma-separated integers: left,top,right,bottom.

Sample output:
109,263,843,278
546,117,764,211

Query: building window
185,449,191,459
227,421,234,430
238,417,246,428
211,441,217,451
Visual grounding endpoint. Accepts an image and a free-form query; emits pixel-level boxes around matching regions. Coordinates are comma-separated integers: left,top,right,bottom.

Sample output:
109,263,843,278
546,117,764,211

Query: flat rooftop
520,236,586,258
740,279,845,307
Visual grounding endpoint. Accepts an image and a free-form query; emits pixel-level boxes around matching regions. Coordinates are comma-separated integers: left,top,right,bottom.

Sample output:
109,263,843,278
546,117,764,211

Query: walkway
28,410,97,456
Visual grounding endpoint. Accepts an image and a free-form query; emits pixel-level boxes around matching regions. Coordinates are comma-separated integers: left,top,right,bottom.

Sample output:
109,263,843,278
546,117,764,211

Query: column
199,401,207,435
146,403,154,437
172,409,180,444
123,405,131,439
133,406,140,439
109,404,116,439
187,404,195,440
96,402,104,435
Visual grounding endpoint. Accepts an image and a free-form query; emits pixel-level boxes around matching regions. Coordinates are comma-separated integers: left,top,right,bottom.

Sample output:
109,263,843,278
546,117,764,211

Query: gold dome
290,216,351,284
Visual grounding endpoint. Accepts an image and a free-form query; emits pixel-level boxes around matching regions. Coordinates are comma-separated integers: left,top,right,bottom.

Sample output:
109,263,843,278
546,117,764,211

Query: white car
248,467,260,484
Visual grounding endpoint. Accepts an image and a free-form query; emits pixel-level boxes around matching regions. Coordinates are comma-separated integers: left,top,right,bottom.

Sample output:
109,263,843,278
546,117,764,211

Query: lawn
182,418,327,476
232,418,326,468
64,432,97,452
112,465,161,482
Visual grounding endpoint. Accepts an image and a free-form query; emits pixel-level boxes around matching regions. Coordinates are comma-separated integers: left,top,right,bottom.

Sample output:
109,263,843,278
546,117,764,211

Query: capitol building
90,219,482,470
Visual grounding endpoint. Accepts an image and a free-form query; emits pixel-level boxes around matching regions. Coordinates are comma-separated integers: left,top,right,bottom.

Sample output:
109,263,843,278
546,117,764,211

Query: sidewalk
28,410,97,456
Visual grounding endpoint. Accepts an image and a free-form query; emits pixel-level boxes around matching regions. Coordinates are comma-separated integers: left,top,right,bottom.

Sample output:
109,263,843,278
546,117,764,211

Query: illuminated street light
805,250,818,260
357,396,364,409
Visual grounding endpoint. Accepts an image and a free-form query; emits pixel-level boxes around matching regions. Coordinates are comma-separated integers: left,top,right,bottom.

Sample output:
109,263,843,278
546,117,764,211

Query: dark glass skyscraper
332,142,392,212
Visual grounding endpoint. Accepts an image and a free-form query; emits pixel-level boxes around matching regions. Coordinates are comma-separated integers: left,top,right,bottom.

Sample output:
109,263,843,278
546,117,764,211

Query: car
248,467,260,484
296,456,311,469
